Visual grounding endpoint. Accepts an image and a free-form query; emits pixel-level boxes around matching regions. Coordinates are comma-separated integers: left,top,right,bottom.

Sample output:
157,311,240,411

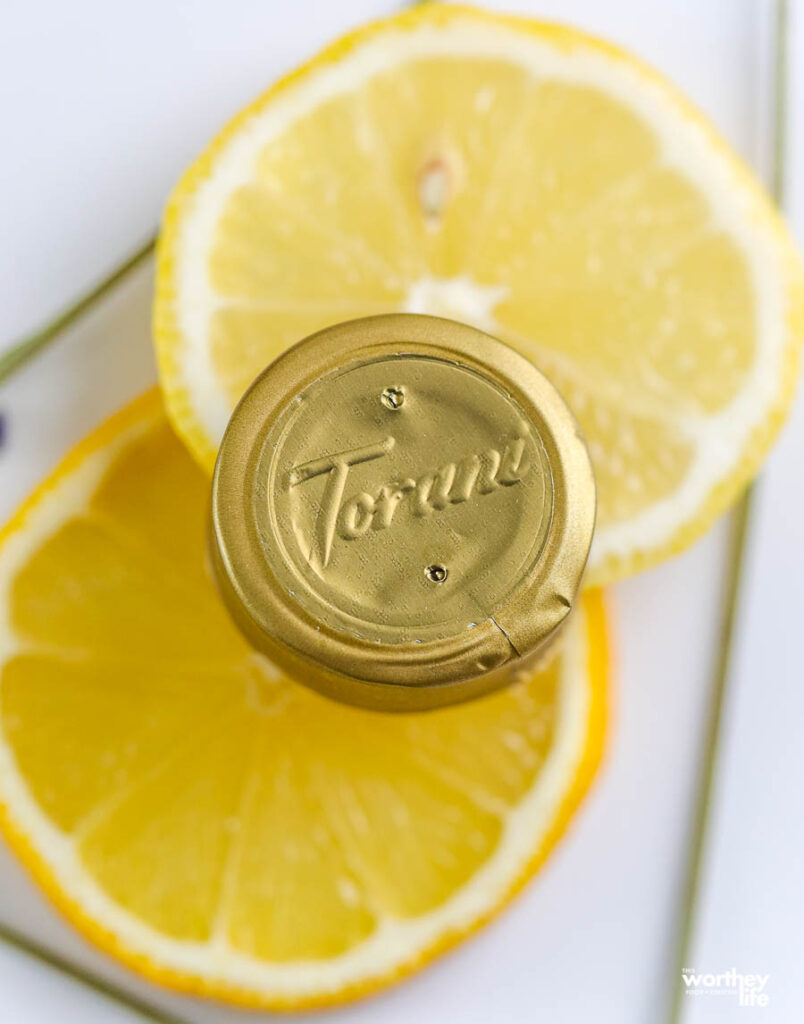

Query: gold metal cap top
210,314,595,711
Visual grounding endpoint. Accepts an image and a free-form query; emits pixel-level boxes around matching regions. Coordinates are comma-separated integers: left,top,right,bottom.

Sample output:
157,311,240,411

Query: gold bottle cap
210,314,595,711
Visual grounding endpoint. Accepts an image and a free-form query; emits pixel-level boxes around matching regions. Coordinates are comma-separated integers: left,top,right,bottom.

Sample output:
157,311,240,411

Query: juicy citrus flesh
0,392,607,1009
155,3,804,585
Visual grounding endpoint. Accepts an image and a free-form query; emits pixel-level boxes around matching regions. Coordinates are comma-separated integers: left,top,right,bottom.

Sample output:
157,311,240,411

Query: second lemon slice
155,3,804,584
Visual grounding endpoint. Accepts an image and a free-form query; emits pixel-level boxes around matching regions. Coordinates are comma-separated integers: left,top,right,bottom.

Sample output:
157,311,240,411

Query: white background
1,1,803,1022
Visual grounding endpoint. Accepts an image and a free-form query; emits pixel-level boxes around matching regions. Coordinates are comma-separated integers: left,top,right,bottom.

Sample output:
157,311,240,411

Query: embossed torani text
287,431,531,567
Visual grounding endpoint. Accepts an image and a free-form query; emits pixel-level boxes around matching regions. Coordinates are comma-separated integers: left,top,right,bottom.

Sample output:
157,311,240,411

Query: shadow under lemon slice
0,391,607,1009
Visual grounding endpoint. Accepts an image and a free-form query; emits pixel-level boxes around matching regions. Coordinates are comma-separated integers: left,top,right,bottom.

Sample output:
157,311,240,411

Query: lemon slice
154,3,804,584
0,392,608,1009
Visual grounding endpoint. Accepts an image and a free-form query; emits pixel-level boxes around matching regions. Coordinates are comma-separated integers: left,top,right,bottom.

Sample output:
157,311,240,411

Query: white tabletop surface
1,2,803,1022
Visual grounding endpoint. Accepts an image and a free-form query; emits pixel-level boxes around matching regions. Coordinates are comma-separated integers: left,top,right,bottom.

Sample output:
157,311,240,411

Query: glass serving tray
0,211,736,1024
